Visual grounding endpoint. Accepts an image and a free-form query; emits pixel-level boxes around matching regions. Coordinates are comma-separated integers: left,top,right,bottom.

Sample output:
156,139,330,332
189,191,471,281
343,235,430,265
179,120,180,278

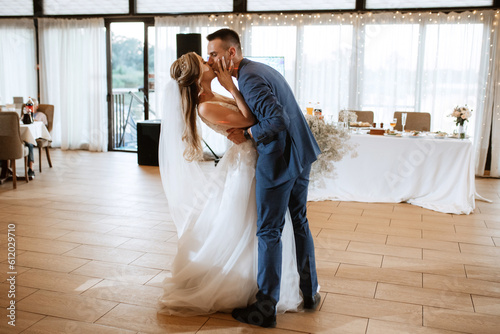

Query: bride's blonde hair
170,52,203,161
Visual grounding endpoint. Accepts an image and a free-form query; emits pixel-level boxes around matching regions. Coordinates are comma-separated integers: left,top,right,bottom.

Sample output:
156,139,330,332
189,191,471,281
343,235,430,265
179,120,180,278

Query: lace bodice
198,96,239,137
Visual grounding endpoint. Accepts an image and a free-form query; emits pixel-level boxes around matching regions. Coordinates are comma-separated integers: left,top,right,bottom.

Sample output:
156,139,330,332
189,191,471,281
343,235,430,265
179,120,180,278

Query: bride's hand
215,57,236,93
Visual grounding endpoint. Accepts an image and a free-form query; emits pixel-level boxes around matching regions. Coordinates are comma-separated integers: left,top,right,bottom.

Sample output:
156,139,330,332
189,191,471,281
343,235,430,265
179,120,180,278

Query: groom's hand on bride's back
227,128,247,144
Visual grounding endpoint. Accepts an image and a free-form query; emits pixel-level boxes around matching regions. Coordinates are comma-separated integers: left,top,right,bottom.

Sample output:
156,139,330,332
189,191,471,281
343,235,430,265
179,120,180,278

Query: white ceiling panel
137,0,233,13
366,0,493,9
44,0,129,15
247,0,356,12
0,0,33,16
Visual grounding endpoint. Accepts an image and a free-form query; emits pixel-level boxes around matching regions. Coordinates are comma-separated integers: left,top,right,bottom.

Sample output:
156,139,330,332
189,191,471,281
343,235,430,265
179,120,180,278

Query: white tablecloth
308,133,475,214
20,121,51,145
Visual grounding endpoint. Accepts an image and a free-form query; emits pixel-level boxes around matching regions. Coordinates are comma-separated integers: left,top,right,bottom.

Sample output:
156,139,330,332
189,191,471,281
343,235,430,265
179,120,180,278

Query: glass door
107,20,155,151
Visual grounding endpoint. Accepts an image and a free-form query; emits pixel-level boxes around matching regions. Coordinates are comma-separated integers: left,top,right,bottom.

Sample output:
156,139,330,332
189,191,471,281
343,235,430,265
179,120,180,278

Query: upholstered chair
339,110,374,124
0,112,29,189
35,104,54,172
393,111,431,132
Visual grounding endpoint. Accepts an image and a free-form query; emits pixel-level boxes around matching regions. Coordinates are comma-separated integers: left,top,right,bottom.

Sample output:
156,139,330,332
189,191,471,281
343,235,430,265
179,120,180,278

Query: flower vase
458,124,466,139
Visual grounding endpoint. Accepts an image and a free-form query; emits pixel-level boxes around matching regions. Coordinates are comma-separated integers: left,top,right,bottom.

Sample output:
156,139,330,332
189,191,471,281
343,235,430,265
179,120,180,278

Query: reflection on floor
1,149,500,333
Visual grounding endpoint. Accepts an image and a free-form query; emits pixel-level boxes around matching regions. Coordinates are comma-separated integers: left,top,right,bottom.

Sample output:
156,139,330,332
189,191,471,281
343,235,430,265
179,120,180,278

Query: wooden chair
35,104,54,172
339,110,374,124
0,112,29,189
393,111,431,132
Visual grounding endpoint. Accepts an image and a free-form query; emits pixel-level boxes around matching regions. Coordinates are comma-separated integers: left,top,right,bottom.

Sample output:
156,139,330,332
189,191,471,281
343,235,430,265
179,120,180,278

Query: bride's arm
213,58,256,126
198,101,255,128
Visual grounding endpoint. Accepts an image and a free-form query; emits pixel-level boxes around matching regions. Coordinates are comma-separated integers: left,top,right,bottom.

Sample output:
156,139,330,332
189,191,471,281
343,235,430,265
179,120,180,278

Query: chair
0,112,29,189
35,104,54,172
13,96,23,106
393,111,431,132
13,97,24,115
339,110,374,124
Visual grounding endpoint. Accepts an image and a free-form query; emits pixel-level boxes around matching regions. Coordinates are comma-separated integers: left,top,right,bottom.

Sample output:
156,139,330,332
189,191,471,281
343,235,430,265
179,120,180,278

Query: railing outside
111,89,155,151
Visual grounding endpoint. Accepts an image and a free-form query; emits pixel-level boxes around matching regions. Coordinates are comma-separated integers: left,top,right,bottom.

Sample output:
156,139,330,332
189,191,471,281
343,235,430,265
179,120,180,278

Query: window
360,24,420,118
366,0,493,9
299,24,354,114
247,0,355,12
44,0,129,15
247,26,297,90
137,0,232,14
420,23,484,133
0,0,33,16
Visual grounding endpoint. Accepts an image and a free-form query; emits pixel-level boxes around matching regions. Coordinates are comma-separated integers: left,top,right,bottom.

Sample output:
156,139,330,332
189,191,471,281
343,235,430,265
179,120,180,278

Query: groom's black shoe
232,293,277,328
303,292,321,310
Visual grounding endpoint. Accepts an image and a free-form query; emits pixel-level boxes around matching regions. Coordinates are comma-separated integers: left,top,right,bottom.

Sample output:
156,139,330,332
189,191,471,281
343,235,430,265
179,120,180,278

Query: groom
207,29,321,328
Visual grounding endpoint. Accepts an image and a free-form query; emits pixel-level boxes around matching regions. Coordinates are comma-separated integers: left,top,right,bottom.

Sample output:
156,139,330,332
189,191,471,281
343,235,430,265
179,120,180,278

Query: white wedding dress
158,84,302,316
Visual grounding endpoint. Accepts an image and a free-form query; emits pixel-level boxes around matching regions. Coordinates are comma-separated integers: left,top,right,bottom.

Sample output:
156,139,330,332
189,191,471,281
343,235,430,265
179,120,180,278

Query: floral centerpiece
338,110,358,125
450,105,472,139
305,114,358,185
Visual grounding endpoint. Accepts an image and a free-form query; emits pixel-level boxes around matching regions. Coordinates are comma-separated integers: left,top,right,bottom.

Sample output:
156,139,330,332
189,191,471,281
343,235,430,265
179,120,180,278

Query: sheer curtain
0,19,37,106
478,13,500,177
38,18,107,151
155,11,496,174
155,16,229,155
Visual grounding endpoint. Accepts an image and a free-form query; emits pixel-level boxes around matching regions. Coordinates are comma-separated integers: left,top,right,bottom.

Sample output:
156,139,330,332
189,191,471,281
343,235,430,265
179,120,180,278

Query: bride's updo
170,52,203,161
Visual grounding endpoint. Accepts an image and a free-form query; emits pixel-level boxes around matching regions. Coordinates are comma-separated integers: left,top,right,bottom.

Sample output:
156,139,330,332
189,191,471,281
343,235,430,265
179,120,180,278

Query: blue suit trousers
255,163,318,303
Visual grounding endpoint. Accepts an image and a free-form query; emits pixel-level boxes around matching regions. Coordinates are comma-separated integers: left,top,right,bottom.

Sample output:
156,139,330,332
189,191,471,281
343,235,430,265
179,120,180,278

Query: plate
449,134,470,139
350,122,372,128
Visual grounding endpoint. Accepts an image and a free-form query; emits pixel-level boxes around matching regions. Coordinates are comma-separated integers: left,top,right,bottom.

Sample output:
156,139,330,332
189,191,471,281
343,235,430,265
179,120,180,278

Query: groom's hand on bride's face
227,128,247,144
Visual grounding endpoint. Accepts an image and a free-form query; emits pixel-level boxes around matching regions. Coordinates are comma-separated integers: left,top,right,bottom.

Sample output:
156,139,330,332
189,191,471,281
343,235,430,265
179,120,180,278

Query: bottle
23,97,34,124
26,97,34,116
313,102,323,120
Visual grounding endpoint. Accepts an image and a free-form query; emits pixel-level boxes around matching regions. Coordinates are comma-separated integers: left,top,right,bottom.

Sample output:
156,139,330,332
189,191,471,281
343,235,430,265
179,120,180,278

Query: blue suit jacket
237,58,321,187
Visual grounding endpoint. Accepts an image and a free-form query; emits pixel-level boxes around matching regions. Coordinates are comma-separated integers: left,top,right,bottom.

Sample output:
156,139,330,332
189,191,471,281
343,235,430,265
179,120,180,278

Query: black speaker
176,33,202,58
137,120,161,166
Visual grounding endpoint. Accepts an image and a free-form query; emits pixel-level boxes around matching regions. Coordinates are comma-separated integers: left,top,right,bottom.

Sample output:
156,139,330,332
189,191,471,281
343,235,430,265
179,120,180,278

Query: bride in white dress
158,52,302,316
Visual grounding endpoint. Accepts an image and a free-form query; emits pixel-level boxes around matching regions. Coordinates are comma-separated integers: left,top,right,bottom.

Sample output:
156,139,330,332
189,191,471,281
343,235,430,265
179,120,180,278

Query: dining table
308,132,480,214
20,121,52,144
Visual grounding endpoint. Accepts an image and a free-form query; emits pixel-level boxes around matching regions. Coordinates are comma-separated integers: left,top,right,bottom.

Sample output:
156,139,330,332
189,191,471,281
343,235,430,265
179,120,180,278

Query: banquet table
308,133,476,214
20,121,52,144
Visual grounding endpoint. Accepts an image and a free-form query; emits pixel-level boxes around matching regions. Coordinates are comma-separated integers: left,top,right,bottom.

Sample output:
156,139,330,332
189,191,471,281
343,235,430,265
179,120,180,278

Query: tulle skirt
159,141,302,315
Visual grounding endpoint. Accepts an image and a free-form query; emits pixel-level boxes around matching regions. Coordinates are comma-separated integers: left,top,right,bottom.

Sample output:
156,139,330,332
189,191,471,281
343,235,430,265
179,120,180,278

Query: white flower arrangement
450,105,472,126
338,110,358,124
305,114,358,185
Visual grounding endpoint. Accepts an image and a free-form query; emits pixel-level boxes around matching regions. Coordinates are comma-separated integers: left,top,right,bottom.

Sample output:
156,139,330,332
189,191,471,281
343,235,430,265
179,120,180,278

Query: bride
158,52,302,315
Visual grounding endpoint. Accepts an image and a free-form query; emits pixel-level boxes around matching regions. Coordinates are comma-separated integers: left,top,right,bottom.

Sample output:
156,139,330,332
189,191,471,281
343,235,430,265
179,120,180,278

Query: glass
366,0,492,9
0,0,33,16
390,118,397,130
248,0,355,12
44,0,129,15
137,0,232,13
147,25,156,119
401,113,407,133
306,102,314,115
110,22,145,151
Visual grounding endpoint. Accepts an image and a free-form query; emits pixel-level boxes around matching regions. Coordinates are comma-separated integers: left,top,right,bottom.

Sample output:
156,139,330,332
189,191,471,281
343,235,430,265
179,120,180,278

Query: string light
200,10,495,120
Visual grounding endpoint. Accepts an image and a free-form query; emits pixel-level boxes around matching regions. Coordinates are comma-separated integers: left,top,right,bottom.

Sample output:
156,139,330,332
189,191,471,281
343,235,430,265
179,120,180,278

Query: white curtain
38,18,107,151
155,11,496,174
478,13,500,177
0,19,37,106
155,16,229,155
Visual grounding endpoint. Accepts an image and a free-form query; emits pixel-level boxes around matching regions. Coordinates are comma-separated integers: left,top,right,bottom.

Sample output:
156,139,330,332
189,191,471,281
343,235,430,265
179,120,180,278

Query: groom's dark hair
207,28,242,53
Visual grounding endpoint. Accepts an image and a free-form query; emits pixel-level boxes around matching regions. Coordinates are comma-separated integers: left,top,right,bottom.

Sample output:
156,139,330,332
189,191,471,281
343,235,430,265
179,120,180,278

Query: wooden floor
1,149,500,334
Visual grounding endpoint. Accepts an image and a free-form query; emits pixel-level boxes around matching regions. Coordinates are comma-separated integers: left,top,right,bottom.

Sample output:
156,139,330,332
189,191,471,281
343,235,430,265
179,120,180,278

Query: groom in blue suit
207,29,321,328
